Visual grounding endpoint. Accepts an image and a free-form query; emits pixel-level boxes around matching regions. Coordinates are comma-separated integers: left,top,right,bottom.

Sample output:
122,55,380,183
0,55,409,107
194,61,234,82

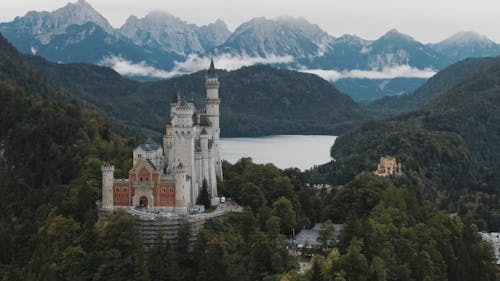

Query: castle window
140,177,143,182
124,188,127,192
115,188,120,192
116,197,120,202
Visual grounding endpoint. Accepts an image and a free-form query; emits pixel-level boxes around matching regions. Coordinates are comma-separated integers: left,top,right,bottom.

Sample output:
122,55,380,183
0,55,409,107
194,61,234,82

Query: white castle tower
205,59,223,180
174,162,189,214
101,163,114,209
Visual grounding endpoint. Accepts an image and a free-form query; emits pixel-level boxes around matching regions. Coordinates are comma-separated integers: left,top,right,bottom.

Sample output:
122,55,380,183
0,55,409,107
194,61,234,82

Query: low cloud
100,56,172,78
301,65,436,81
101,55,436,81
172,53,294,74
100,53,294,79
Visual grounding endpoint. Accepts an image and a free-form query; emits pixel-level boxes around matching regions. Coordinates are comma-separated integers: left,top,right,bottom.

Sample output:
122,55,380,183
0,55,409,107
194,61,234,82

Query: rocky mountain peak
440,31,494,46
13,0,114,35
379,29,416,42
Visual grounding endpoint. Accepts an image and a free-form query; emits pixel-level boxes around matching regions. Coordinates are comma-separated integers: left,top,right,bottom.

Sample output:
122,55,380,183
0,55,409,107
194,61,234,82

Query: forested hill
24,54,369,137
0,34,69,99
309,56,500,231
0,32,498,280
369,56,500,115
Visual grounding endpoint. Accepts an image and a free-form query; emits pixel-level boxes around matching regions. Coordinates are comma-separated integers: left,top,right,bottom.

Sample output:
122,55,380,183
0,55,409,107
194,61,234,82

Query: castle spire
171,83,182,103
207,58,217,79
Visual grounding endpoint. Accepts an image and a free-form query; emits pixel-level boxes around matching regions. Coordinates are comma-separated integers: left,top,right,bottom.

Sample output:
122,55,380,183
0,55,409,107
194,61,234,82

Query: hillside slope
369,56,500,114
0,34,68,99
25,54,370,137
309,56,500,230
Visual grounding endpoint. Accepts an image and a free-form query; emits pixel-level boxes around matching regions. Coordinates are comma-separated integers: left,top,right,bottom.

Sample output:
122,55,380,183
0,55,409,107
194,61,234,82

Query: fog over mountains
1,0,500,101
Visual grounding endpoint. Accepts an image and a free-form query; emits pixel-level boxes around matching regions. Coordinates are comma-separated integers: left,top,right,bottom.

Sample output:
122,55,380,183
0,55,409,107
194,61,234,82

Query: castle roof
140,137,161,152
199,114,212,126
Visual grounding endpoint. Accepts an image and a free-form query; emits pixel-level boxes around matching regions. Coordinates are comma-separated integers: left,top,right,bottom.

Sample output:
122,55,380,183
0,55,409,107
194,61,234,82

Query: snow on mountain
363,29,445,70
5,0,113,36
429,31,500,61
118,11,230,56
0,0,115,54
1,1,500,101
214,16,334,58
192,19,231,52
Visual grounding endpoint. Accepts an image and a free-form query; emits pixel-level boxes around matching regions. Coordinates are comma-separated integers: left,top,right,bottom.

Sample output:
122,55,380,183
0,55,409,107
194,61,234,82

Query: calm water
220,135,337,171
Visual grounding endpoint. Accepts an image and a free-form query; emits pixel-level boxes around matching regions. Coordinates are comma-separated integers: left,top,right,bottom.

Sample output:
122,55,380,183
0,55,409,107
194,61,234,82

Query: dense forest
308,56,500,232
0,31,498,280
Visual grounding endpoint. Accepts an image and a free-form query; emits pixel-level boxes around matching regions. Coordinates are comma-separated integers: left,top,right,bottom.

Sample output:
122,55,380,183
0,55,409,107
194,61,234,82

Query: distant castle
101,60,222,215
373,156,402,177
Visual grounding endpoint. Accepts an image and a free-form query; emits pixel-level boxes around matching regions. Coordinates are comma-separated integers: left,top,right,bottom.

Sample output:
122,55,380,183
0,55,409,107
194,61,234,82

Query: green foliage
192,214,296,281
197,179,211,209
0,32,498,281
272,197,297,236
318,220,335,251
308,57,500,231
0,80,139,280
309,256,324,281
294,174,498,281
239,182,267,213
223,158,324,232
94,210,148,281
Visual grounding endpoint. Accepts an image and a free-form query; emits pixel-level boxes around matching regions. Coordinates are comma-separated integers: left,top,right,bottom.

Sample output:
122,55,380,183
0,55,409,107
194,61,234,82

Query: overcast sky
0,0,499,43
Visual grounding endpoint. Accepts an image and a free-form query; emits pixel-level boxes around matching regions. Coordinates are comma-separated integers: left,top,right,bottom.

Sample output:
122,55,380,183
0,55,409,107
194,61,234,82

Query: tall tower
174,162,189,215
205,59,223,180
101,163,115,209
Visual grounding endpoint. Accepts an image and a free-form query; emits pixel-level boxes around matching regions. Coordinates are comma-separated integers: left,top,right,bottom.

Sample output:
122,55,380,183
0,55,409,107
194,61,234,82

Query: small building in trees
373,156,402,177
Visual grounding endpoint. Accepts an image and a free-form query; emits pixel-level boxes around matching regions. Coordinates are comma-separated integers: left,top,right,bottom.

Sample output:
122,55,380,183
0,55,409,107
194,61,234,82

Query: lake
220,135,337,171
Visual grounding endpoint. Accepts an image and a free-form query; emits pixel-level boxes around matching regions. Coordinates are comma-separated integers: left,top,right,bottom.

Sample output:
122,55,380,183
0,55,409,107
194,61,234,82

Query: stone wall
99,204,242,247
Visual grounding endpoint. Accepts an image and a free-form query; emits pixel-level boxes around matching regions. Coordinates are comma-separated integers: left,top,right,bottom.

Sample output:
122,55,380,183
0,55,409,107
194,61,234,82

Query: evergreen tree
197,179,211,209
94,210,149,281
309,256,324,281
318,219,335,251
271,197,296,235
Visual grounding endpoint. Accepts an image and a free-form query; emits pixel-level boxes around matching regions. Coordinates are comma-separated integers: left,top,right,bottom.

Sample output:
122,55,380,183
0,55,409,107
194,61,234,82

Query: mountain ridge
0,31,371,137
2,0,500,102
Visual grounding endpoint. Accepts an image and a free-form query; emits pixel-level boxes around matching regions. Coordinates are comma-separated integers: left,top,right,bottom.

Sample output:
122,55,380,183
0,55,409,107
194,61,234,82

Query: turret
174,162,189,214
101,163,115,209
205,59,223,181
205,59,220,131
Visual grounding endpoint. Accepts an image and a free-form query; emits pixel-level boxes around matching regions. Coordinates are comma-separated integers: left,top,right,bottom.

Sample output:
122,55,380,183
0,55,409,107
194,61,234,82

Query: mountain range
1,0,500,101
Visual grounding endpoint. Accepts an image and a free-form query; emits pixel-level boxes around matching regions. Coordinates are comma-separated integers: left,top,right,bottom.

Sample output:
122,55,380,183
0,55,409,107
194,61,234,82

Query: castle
373,156,402,177
101,60,222,215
